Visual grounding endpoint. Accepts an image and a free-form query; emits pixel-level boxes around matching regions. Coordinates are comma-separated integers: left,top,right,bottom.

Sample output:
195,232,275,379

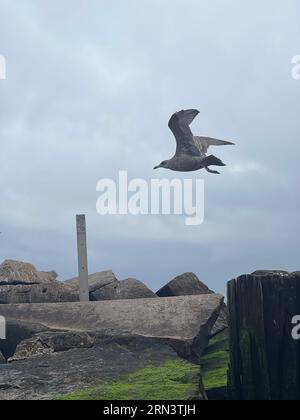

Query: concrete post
76,215,90,302
0,316,6,340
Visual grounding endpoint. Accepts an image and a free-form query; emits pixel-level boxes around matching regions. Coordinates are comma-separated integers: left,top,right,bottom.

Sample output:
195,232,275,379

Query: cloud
229,162,267,174
0,0,300,293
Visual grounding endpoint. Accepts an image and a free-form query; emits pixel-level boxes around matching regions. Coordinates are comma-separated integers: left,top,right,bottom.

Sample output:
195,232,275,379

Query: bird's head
154,160,169,170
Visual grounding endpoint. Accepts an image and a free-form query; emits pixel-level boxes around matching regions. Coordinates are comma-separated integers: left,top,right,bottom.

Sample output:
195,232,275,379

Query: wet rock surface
0,336,180,400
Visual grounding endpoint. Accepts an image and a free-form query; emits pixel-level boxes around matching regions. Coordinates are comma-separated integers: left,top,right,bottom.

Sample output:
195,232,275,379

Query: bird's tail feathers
202,155,226,167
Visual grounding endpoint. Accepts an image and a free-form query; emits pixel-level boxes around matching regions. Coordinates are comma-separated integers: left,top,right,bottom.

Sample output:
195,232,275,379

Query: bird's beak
153,165,160,170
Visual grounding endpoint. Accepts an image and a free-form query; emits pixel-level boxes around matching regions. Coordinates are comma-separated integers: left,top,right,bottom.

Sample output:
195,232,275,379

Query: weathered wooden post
228,272,300,400
76,215,90,302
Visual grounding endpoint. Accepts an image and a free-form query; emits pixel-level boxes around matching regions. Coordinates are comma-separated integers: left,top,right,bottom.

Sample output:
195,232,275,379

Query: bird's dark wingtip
187,109,200,115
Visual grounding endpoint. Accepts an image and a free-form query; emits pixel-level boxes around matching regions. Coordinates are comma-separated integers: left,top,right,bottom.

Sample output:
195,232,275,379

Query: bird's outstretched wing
193,136,235,155
168,109,200,156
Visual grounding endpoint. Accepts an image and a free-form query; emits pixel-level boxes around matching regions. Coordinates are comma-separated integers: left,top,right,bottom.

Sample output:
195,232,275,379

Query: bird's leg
205,167,220,175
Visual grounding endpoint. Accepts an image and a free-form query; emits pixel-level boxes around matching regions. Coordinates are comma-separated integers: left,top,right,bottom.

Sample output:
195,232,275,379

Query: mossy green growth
200,331,229,391
55,360,201,401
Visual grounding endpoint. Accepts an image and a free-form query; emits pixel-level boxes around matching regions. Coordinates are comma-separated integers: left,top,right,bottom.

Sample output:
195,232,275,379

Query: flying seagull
154,109,235,174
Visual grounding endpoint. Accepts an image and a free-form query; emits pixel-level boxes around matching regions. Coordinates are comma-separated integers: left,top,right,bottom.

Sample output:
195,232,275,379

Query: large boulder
0,260,78,304
0,260,57,285
0,294,224,360
91,278,156,301
66,271,156,301
65,270,118,293
157,272,213,297
157,273,227,336
0,283,78,305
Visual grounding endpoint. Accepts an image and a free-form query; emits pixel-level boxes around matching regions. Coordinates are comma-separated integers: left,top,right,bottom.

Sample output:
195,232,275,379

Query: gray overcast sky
0,0,300,294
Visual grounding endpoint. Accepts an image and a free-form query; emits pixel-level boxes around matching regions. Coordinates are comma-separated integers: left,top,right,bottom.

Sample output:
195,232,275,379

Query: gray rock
0,282,78,304
210,303,228,337
0,350,6,364
0,383,21,391
0,335,190,400
47,271,58,280
0,294,224,360
157,272,227,336
9,331,96,362
65,270,118,293
66,271,155,301
0,266,154,304
0,260,57,285
91,278,156,301
0,321,49,360
157,272,213,297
